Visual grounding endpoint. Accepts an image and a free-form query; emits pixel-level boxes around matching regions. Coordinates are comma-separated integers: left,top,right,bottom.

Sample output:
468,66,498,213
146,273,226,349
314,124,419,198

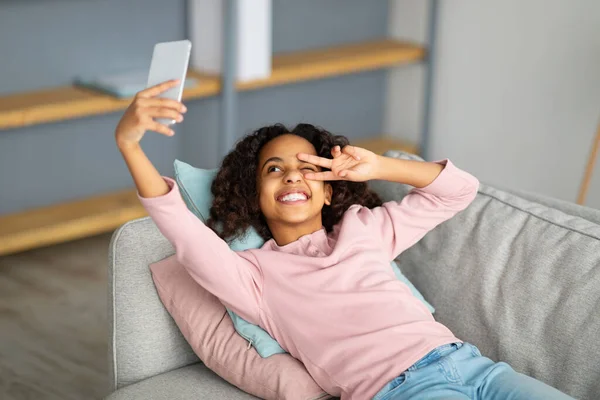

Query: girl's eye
302,167,316,172
268,166,282,173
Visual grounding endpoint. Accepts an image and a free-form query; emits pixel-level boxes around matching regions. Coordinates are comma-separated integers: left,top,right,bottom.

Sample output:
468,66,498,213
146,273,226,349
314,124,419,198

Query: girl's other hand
115,79,187,150
297,145,380,182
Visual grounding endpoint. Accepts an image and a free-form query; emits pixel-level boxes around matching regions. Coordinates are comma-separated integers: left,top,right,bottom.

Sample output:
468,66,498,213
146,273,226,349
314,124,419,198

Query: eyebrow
261,157,284,172
260,157,317,172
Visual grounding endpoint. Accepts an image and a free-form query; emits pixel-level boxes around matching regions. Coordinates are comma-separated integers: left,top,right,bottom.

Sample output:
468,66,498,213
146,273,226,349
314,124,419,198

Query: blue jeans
373,342,574,400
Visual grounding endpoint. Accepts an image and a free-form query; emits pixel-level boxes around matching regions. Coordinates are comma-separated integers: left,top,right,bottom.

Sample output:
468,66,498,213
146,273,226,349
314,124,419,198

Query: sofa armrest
108,217,199,390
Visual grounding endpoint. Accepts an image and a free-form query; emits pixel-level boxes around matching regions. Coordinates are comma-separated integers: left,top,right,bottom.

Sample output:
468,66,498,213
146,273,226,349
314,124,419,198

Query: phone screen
146,40,192,125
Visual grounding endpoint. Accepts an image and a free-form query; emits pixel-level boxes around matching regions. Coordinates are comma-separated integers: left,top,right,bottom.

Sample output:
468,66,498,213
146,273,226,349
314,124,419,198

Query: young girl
115,80,574,400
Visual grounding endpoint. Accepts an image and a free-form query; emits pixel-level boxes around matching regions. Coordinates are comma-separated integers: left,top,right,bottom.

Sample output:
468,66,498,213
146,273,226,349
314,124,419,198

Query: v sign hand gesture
297,145,380,182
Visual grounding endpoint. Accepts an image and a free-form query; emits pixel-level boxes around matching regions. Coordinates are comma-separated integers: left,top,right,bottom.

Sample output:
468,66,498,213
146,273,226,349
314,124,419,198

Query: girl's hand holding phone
115,79,187,150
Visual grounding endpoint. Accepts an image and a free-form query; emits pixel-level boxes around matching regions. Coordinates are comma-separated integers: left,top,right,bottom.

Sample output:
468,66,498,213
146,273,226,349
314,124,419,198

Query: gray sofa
106,151,600,400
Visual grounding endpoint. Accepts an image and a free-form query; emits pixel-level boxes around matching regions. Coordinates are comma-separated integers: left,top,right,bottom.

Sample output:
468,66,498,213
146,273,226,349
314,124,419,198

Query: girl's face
257,134,332,230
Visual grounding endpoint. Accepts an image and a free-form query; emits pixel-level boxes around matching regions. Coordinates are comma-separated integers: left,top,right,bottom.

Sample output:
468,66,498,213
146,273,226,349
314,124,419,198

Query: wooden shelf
353,136,419,156
0,39,424,130
237,39,425,91
0,71,220,130
0,189,147,256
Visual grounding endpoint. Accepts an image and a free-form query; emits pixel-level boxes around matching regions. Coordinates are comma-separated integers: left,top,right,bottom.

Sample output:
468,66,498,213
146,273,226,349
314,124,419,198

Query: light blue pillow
391,261,435,314
173,159,435,358
173,161,264,251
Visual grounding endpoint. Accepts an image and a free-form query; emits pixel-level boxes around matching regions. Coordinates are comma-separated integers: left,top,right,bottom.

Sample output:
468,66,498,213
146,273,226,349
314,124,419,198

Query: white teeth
280,193,308,202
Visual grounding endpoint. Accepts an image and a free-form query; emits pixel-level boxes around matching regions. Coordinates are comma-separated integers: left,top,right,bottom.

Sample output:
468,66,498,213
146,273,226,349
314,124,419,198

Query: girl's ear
324,183,333,206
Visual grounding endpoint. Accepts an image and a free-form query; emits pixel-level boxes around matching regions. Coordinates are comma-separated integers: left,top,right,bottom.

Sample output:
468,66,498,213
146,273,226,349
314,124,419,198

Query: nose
284,169,303,184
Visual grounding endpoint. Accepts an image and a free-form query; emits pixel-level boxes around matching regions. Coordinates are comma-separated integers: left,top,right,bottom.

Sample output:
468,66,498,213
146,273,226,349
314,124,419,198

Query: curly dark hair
207,123,383,242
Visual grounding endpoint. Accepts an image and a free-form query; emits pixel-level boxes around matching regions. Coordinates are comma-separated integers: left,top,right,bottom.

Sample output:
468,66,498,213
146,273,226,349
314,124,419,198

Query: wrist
117,140,141,153
371,155,389,181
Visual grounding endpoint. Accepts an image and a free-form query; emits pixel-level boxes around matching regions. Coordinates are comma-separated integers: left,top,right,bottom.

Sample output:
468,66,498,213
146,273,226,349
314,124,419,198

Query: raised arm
356,158,479,259
136,178,263,324
297,145,479,260
115,81,262,324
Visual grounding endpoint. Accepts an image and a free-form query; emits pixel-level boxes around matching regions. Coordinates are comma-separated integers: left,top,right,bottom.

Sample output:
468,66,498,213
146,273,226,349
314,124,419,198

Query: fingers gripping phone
146,40,192,125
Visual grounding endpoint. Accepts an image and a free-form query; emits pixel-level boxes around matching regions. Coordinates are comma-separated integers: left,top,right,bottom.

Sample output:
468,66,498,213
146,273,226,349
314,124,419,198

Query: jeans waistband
407,341,463,371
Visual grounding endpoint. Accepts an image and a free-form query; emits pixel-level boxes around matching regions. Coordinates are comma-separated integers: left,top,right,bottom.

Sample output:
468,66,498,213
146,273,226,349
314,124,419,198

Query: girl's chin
275,212,319,225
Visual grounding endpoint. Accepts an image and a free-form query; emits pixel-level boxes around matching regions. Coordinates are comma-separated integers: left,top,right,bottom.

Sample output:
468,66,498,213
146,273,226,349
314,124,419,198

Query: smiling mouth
276,192,310,204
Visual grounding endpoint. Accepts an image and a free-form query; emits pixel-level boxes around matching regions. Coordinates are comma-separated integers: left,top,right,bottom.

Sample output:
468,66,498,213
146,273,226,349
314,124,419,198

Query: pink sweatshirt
138,159,479,399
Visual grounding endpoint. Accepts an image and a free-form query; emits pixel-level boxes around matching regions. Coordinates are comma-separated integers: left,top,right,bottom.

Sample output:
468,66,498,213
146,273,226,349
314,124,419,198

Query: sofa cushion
371,151,600,400
105,363,259,400
150,255,332,400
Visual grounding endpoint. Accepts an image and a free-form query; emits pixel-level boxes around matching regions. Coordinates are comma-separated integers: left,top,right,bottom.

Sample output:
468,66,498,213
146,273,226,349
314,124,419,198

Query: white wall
385,0,600,208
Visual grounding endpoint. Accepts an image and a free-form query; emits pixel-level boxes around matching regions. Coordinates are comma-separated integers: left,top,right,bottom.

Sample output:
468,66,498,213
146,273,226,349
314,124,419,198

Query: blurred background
0,0,598,399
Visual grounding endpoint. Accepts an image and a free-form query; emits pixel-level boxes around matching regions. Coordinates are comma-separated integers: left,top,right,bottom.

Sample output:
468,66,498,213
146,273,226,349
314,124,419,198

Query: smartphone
146,40,192,125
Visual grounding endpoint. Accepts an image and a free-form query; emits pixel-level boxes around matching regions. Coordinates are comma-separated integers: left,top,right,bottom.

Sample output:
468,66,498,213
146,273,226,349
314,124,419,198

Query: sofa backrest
371,151,600,400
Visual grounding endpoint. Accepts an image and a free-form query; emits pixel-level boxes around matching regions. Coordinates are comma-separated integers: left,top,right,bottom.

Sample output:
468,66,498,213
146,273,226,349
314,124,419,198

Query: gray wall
0,0,388,214
386,0,600,208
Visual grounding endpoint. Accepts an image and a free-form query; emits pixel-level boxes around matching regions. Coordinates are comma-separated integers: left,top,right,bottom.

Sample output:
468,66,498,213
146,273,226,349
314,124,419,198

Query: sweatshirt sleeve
354,159,479,260
138,177,263,325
